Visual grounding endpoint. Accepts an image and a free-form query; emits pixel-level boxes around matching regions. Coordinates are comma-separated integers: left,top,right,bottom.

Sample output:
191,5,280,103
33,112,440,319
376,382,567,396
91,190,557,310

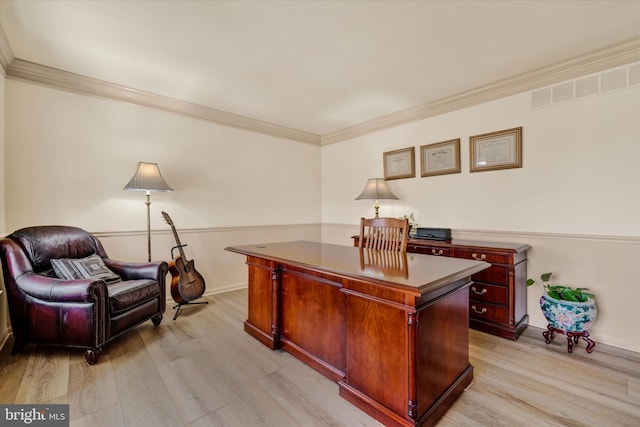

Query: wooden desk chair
359,217,409,252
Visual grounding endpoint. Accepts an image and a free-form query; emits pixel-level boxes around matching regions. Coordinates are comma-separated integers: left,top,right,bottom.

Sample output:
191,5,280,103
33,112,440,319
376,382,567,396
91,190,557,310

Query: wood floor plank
108,330,183,427
184,411,225,427
188,349,301,427
158,356,227,424
137,320,189,366
0,337,29,403
1,288,638,427
472,338,639,416
67,353,119,419
70,402,125,427
166,300,216,342
257,357,383,426
14,345,70,404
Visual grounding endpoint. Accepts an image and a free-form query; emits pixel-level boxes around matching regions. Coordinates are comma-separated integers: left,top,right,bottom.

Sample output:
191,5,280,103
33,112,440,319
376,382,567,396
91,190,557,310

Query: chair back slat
359,217,409,252
359,248,409,278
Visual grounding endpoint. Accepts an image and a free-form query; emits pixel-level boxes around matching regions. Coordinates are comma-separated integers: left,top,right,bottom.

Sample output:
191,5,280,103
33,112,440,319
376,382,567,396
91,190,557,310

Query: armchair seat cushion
108,279,161,314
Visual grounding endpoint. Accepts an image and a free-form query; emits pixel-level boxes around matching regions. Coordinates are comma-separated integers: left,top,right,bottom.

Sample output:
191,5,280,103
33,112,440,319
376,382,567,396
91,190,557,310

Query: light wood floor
1,289,638,427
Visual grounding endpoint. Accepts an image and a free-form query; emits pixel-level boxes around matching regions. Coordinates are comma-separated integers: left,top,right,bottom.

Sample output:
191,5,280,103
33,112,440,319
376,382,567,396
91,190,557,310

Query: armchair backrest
7,226,108,275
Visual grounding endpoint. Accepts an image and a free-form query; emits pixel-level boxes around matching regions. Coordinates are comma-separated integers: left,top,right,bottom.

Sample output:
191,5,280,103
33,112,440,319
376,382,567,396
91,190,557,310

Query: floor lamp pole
145,191,152,262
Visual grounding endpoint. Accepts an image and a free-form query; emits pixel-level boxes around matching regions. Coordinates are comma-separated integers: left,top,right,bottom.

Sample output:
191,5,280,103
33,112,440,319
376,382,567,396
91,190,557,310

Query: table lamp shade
355,178,398,201
355,178,398,218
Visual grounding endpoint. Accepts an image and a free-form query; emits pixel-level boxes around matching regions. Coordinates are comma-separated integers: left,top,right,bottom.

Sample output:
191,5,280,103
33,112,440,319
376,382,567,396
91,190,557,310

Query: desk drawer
469,301,508,324
454,249,509,264
469,282,507,304
407,244,451,256
472,265,508,286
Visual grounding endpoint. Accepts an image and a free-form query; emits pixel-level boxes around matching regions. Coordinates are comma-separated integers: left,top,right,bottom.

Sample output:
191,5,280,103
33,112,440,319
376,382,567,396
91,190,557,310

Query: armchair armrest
103,259,169,282
15,272,107,303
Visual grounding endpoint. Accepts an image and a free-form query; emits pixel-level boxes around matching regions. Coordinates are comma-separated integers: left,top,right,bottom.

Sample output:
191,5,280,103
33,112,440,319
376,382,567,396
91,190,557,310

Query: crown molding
4,59,321,145
321,37,640,145
2,35,639,146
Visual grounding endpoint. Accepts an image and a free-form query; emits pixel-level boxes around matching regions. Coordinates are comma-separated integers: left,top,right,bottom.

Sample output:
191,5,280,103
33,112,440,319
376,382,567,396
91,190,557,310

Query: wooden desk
225,241,490,427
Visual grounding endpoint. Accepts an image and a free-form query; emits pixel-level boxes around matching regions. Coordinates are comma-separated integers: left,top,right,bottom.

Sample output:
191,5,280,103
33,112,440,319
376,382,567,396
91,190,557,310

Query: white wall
321,79,640,235
321,67,640,351
5,80,321,234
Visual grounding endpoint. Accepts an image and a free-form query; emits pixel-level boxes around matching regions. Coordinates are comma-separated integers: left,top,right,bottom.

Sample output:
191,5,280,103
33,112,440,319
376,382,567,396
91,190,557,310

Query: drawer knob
471,305,487,314
471,286,487,295
431,249,443,256
472,253,487,261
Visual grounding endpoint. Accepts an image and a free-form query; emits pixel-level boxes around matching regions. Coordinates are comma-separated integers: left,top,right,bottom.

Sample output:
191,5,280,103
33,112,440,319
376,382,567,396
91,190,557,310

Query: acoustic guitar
161,211,206,306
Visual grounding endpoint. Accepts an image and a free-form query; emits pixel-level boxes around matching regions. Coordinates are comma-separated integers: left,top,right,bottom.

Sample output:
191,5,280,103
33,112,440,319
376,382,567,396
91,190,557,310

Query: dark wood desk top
225,240,489,295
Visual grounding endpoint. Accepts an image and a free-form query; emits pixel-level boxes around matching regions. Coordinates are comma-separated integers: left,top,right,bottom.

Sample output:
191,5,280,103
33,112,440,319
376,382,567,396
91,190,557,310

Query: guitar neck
162,212,191,264
170,225,188,261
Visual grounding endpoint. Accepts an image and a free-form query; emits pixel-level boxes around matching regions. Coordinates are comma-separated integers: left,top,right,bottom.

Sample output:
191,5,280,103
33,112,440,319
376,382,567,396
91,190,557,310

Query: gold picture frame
383,147,415,180
420,139,461,177
470,127,522,172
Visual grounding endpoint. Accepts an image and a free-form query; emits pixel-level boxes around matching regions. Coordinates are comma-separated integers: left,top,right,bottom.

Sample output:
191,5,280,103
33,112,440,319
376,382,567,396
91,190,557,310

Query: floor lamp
123,162,173,262
355,178,398,218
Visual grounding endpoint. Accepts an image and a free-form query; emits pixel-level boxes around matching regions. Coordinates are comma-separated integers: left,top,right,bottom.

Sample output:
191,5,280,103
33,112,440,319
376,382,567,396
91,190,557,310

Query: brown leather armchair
0,225,168,364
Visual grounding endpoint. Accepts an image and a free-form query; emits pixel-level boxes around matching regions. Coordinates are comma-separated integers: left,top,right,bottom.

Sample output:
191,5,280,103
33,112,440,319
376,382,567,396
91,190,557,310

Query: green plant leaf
540,272,552,282
536,273,596,301
547,289,561,299
561,289,579,302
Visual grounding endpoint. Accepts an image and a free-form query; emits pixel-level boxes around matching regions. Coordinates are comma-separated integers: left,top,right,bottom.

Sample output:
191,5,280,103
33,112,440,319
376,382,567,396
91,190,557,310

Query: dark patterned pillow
51,254,121,284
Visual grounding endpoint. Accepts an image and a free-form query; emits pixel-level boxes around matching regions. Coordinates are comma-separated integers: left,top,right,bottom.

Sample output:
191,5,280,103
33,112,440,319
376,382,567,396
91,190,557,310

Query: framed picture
383,147,415,180
420,139,461,177
470,127,522,172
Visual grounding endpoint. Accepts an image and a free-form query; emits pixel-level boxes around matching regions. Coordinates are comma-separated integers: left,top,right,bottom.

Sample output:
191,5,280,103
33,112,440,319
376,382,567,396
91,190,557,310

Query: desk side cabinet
354,237,530,340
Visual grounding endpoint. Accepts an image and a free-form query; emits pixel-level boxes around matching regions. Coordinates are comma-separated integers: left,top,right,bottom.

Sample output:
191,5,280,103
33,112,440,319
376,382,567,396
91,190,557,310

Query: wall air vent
532,62,639,109
601,68,627,92
552,82,574,103
575,75,599,98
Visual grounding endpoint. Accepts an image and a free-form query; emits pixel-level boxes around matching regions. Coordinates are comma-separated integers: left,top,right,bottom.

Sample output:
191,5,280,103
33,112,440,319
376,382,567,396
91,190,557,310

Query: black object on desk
414,227,451,241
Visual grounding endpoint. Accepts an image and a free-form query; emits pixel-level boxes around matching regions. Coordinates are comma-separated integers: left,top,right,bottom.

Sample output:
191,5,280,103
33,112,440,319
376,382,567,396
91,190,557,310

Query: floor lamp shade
355,178,398,218
123,162,173,261
123,162,173,192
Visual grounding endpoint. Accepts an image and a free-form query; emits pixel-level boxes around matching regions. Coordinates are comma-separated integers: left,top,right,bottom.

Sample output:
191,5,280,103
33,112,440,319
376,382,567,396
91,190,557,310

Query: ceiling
1,0,640,140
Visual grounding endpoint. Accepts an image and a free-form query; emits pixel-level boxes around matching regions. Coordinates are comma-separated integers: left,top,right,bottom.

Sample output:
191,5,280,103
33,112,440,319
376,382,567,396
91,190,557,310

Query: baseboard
0,326,11,354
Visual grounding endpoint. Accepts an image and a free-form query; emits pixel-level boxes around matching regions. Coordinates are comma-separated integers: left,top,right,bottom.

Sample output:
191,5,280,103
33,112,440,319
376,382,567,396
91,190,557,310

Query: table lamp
355,178,398,218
